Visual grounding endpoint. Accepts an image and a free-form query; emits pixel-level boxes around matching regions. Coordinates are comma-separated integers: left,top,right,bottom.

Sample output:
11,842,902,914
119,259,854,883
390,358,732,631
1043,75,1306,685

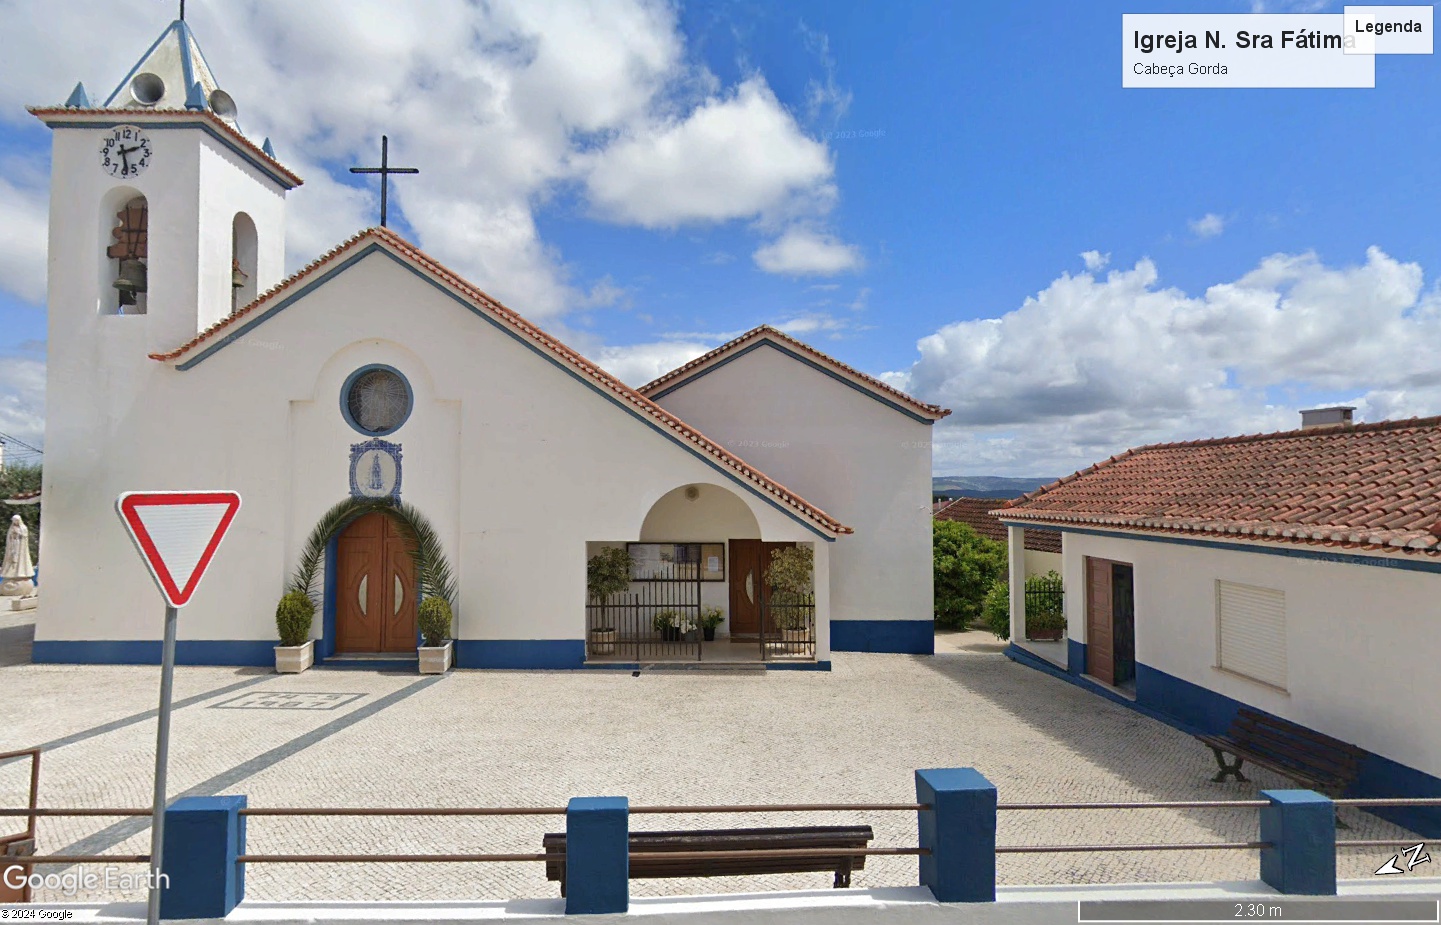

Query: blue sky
1,0,1438,476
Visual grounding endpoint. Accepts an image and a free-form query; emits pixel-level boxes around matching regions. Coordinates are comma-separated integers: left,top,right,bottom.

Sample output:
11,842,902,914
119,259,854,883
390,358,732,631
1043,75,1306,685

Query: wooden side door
728,539,762,637
336,513,385,653
380,516,418,652
1085,556,1115,685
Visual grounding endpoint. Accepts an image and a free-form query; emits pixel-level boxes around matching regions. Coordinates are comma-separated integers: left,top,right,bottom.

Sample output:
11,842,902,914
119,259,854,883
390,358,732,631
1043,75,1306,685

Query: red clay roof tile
1001,416,1441,555
934,497,1061,553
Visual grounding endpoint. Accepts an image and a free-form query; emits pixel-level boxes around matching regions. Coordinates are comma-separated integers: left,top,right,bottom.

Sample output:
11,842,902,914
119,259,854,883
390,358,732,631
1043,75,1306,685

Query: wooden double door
727,539,796,638
335,512,418,653
1085,557,1135,686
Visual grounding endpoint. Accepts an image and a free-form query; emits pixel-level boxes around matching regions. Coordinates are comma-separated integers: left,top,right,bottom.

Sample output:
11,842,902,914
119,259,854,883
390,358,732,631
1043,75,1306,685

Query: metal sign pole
145,604,179,925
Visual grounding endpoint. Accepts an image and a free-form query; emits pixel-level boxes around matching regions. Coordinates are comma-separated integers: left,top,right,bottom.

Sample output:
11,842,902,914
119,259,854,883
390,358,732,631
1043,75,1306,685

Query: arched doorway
334,512,418,653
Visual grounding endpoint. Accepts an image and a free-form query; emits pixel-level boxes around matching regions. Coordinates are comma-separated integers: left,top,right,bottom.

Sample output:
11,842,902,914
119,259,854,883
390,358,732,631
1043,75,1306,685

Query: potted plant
765,546,814,654
274,590,315,673
1024,570,1066,641
587,546,632,655
418,596,453,673
699,606,724,642
653,609,682,642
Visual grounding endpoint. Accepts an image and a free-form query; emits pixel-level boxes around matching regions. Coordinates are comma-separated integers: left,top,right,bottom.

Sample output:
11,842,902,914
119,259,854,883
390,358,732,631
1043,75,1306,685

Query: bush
978,571,1066,640
1025,570,1065,632
933,520,1006,629
981,578,1010,639
275,590,315,648
418,596,452,647
587,546,633,603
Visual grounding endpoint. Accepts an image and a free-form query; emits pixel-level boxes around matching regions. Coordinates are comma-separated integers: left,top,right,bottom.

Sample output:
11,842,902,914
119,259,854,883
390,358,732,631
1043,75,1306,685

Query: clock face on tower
99,125,152,179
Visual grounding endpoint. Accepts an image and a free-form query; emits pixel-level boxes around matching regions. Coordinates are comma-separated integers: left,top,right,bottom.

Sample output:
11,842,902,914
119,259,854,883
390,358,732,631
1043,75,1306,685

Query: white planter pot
419,640,453,674
274,640,314,674
590,628,617,656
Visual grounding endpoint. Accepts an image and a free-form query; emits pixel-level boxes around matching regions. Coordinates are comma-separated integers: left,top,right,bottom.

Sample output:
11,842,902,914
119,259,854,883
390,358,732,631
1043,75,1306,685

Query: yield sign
116,491,242,608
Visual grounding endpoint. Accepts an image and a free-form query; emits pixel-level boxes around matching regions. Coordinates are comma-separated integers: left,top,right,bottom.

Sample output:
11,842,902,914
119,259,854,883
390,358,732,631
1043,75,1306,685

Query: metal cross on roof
179,0,185,20
349,135,419,228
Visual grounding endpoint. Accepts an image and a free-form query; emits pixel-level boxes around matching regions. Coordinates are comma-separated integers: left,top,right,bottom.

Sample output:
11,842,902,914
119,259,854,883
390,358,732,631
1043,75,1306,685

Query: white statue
1,514,35,598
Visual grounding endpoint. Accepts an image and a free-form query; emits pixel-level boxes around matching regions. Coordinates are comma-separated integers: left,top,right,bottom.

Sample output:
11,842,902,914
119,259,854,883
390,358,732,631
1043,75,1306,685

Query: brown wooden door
728,539,762,637
335,513,418,653
1085,556,1115,685
729,540,797,637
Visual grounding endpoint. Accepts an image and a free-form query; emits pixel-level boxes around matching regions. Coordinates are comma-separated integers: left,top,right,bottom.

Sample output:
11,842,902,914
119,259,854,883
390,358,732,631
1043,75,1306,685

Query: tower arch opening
99,187,148,315
231,212,258,312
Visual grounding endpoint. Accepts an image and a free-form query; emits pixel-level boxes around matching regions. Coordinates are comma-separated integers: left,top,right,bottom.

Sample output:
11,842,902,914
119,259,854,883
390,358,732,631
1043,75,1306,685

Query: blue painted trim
40,118,298,190
184,80,207,111
830,619,934,654
340,364,413,437
175,245,837,540
159,795,246,919
64,82,91,108
32,639,274,666
998,520,1441,575
765,659,832,671
648,339,940,424
1006,645,1441,837
320,533,339,660
176,21,199,100
454,639,587,670
1067,638,1086,676
103,21,181,106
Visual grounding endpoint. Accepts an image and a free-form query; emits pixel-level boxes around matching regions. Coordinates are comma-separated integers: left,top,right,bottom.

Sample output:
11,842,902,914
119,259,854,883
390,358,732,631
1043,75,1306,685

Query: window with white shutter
1215,581,1287,690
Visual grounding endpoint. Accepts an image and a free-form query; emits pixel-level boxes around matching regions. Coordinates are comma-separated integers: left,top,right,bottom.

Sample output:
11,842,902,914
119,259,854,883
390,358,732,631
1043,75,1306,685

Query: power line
0,433,43,455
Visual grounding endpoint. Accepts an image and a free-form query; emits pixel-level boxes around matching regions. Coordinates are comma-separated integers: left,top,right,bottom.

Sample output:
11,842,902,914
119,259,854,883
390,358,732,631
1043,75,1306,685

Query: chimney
1300,406,1354,429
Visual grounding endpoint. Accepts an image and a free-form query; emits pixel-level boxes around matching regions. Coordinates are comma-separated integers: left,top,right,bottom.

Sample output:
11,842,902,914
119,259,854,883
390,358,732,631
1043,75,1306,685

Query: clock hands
117,144,139,175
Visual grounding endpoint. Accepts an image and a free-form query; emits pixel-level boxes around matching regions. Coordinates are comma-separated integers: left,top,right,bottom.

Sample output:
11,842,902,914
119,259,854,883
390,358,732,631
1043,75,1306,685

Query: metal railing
996,798,1273,854
761,593,816,661
586,578,702,662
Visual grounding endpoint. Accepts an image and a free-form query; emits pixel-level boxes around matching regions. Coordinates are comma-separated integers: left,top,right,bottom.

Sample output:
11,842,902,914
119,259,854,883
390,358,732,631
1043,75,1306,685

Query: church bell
113,257,147,305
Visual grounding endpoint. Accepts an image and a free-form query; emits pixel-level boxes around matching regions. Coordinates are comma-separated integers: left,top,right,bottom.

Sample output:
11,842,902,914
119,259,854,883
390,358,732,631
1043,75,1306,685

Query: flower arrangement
653,609,697,634
699,606,724,630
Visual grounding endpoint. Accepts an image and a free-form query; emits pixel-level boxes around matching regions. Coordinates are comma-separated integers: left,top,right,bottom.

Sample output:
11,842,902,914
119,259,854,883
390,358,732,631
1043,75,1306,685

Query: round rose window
342,366,412,435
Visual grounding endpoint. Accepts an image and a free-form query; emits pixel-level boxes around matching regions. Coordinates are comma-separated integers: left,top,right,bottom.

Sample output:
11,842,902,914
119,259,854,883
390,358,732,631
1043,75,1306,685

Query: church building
29,18,947,669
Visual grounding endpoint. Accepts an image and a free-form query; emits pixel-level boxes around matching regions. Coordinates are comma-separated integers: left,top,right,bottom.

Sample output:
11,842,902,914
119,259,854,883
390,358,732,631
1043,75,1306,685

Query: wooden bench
1196,707,1365,796
543,825,874,895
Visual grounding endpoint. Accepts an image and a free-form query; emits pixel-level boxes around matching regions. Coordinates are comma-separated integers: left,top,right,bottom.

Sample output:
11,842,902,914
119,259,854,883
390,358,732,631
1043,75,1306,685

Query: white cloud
1080,250,1110,272
0,358,46,449
590,340,712,386
0,0,853,318
0,174,50,305
753,227,863,276
1189,213,1226,238
890,246,1441,476
582,78,836,229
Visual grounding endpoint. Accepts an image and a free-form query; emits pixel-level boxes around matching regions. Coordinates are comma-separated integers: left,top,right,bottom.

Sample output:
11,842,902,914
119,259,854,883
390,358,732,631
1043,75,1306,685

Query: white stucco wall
647,343,935,627
37,249,833,656
1060,530,1441,779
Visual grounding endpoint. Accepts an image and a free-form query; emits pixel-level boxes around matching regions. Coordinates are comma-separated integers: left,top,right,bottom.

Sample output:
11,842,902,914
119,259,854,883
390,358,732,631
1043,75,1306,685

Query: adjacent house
996,411,1441,835
935,496,1061,576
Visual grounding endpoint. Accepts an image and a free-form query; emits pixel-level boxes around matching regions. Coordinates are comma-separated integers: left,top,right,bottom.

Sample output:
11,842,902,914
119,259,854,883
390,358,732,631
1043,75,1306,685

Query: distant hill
932,475,1055,500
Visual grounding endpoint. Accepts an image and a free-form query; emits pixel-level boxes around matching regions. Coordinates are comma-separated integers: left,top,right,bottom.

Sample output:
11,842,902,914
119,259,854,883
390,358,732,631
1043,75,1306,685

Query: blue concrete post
565,796,628,915
1260,790,1336,895
158,794,246,919
916,768,996,902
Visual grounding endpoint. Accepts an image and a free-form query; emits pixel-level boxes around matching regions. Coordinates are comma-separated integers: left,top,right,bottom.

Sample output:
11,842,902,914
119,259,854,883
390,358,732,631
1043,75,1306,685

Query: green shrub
275,591,315,648
933,520,1006,629
418,596,453,647
978,571,1066,639
587,546,633,603
981,578,1010,639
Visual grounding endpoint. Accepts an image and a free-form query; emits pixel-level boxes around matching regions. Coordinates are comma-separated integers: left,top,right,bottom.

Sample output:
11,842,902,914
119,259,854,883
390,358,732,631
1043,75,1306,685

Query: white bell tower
32,16,301,360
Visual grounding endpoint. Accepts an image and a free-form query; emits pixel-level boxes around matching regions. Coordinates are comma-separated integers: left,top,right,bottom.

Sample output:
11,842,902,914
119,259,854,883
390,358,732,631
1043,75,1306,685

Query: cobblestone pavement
0,616,1425,904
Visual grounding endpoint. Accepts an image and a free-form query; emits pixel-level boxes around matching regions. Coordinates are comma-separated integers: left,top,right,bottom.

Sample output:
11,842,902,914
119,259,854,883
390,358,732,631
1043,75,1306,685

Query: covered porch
585,482,828,665
1005,523,1068,671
